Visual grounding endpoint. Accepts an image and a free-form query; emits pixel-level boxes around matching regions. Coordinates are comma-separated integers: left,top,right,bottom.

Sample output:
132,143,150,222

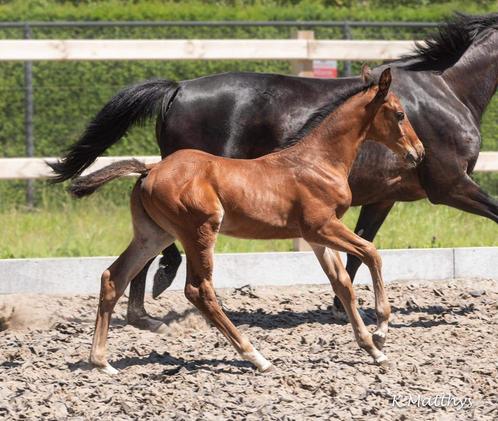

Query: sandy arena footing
1,278,497,420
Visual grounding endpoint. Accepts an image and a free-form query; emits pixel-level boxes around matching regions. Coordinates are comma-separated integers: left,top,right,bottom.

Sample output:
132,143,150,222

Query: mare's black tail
48,79,179,182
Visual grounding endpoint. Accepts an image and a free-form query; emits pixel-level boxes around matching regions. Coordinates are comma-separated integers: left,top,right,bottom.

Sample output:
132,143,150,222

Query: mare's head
363,65,425,167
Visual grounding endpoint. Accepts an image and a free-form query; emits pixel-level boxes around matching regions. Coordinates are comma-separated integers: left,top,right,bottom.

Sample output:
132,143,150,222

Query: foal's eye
396,111,405,121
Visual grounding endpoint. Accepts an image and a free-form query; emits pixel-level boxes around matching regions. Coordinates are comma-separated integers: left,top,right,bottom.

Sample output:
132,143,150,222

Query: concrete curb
0,247,496,295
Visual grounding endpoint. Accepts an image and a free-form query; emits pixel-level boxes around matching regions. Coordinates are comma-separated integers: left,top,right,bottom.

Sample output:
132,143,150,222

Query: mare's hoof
152,263,178,299
128,315,167,334
331,305,348,322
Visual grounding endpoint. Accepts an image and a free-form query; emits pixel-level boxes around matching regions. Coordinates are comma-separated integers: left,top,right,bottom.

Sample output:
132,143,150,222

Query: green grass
0,195,496,259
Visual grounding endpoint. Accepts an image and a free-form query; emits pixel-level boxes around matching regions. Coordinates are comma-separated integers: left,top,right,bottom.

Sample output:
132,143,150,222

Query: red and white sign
313,60,338,78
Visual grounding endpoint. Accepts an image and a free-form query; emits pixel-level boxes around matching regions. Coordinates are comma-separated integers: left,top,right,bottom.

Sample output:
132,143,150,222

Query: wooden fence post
291,30,314,77
291,30,314,251
24,23,35,208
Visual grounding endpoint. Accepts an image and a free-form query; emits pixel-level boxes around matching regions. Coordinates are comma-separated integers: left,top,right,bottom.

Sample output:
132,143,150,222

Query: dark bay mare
50,13,498,330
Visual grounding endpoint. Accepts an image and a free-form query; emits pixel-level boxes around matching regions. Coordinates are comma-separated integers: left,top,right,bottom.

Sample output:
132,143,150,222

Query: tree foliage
0,0,495,205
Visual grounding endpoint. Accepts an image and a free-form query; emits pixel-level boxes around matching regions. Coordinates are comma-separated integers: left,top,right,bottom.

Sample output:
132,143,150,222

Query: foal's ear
361,64,372,83
377,67,392,100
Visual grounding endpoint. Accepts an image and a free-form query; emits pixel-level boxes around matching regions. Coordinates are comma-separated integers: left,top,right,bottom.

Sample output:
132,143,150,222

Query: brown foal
71,66,424,374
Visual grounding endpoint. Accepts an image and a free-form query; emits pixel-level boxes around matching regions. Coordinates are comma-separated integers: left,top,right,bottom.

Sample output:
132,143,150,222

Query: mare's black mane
282,13,498,148
401,13,498,71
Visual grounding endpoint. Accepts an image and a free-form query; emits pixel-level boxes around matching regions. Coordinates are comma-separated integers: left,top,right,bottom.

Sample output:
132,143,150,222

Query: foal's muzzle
405,148,424,166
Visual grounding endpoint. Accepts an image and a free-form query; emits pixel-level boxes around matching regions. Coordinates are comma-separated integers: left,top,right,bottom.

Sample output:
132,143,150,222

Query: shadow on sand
107,300,477,332
60,301,475,373
222,302,476,330
67,350,252,375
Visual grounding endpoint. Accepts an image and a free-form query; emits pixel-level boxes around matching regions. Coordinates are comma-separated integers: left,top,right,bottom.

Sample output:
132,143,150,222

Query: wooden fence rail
0,39,416,61
0,153,497,180
0,37,496,180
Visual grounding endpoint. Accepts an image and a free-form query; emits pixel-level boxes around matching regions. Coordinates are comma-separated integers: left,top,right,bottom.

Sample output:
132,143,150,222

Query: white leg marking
373,330,386,338
374,353,387,364
240,348,272,372
97,363,119,375
153,323,169,334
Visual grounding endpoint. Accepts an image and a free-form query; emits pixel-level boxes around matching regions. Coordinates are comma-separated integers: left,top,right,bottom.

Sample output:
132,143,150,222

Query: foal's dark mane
282,79,371,148
401,13,498,72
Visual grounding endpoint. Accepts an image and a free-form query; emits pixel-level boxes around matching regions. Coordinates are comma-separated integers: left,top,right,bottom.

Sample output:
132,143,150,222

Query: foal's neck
287,92,374,174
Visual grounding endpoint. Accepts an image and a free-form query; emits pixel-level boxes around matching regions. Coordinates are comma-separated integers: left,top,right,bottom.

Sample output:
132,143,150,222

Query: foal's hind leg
90,190,174,374
311,245,386,364
180,222,272,372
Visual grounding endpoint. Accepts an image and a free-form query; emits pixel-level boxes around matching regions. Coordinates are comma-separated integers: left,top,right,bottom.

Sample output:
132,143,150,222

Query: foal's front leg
304,219,391,352
311,245,387,364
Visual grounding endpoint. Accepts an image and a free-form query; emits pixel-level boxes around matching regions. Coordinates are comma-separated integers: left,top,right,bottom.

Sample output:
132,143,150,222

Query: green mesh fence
0,22,495,206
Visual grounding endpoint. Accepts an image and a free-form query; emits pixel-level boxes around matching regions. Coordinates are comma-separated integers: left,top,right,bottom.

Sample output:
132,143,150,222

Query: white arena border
0,247,496,295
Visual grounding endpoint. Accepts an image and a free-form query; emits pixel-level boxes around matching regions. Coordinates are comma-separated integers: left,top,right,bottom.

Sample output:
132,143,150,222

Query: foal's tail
69,159,153,198
48,79,179,183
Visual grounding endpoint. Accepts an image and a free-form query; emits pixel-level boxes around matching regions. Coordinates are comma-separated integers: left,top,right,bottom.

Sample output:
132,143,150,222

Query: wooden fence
0,39,415,61
1,153,497,180
0,36,496,178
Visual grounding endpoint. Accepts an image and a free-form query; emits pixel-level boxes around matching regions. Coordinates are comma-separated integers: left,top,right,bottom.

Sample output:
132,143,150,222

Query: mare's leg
304,219,391,351
181,222,272,372
152,244,183,298
126,244,182,332
312,245,386,364
90,189,174,374
333,201,394,313
427,174,498,223
126,259,168,333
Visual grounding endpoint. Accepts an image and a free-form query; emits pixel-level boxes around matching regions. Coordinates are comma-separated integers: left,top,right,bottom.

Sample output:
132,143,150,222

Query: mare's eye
396,111,405,121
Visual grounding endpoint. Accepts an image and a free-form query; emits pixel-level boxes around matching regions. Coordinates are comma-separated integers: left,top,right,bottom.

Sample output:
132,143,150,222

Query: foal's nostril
415,147,425,164
405,151,417,164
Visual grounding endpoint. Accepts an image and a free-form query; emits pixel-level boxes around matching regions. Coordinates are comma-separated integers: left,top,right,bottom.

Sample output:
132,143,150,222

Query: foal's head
363,65,425,166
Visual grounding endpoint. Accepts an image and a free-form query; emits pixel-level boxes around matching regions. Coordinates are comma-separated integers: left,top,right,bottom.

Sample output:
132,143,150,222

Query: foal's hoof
96,363,119,376
258,364,275,374
374,353,392,370
128,316,168,334
372,331,386,350
151,322,169,334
